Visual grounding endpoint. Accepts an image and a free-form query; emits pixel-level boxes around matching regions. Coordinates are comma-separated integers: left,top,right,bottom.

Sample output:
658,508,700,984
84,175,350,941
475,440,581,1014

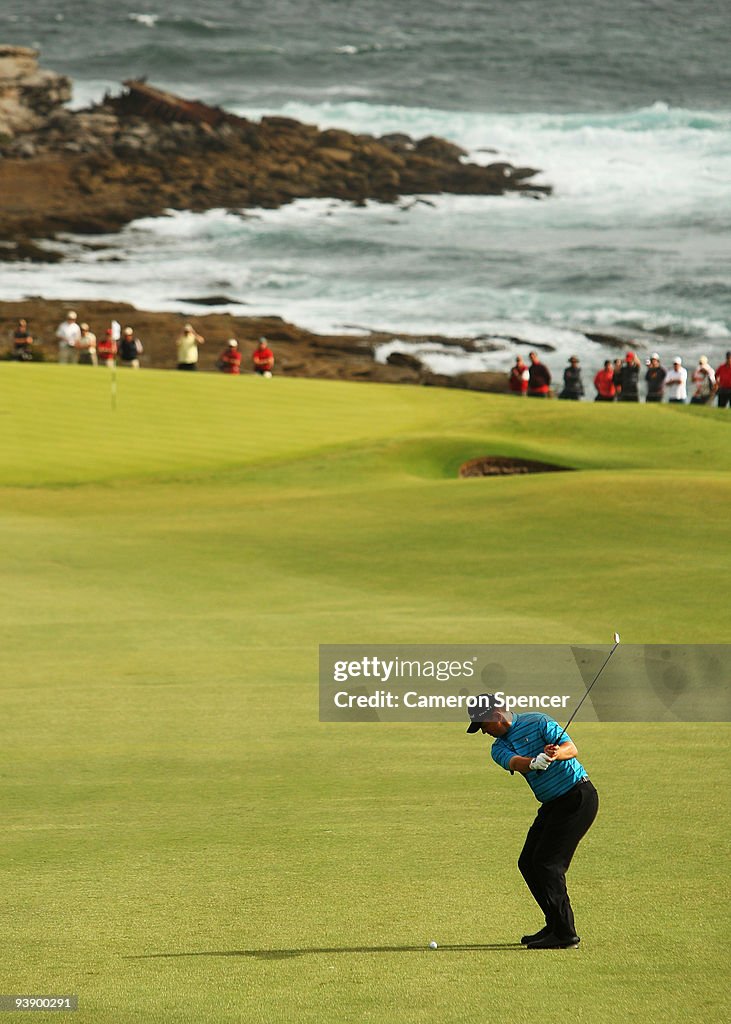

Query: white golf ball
429,940,438,949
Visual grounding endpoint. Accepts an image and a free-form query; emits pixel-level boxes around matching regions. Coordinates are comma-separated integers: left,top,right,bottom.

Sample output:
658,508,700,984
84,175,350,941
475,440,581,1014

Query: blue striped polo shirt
491,713,587,803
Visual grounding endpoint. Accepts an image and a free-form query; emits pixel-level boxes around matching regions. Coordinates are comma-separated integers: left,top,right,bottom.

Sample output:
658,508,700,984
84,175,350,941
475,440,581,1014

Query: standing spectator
612,358,624,399
618,351,642,401
664,357,687,403
97,328,117,367
593,360,616,402
175,323,205,371
509,355,530,396
715,351,731,408
56,310,81,364
645,353,666,403
559,356,584,400
12,318,33,361
118,327,143,368
527,351,551,397
77,323,98,366
218,339,242,374
253,337,275,377
690,356,715,405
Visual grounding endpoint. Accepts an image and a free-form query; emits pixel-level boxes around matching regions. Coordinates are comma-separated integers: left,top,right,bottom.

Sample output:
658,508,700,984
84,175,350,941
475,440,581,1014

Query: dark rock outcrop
0,61,552,260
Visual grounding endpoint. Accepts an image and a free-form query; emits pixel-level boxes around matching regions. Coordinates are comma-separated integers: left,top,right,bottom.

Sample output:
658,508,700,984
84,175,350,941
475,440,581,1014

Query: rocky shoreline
0,46,551,263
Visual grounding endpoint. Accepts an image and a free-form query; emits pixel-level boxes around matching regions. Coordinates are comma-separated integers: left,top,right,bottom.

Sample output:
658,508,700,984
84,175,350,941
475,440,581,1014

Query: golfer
467,693,598,948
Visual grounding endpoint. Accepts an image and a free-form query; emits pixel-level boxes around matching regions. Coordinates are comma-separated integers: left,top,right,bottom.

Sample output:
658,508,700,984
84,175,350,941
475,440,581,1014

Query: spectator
77,323,98,366
594,360,616,402
716,351,731,408
118,327,143,368
690,356,715,405
253,337,275,377
218,339,242,374
12,318,33,361
645,353,666,403
175,323,205,371
97,328,117,367
612,358,624,399
664,357,687,403
509,355,529,396
56,310,81,364
559,356,584,400
618,351,642,402
527,351,551,397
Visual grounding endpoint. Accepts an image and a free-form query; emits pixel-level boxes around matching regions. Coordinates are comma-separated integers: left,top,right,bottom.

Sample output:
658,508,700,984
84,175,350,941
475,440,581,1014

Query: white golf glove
530,752,553,771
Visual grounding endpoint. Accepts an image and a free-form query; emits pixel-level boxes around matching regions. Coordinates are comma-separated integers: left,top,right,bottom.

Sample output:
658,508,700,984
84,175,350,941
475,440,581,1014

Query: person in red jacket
527,351,551,397
253,337,275,377
716,351,731,408
97,327,117,367
509,355,530,395
218,339,242,374
594,360,617,402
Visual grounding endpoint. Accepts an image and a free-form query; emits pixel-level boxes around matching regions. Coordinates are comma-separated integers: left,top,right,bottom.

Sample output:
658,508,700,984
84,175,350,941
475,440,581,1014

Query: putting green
1,365,729,1023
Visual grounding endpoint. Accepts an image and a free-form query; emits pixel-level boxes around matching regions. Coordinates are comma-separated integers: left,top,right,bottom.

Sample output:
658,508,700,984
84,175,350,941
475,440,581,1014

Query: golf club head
613,632,620,644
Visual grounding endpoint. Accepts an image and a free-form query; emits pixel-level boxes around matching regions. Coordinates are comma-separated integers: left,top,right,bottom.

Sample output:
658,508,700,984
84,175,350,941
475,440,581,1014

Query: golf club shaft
555,635,620,744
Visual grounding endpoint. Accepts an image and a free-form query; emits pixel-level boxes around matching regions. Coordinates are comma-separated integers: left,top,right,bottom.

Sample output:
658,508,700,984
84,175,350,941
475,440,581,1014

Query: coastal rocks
0,62,552,260
0,46,71,140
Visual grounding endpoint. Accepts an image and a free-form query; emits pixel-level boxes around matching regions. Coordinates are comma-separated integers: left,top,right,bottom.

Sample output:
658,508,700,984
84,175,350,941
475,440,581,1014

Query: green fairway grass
1,364,729,1024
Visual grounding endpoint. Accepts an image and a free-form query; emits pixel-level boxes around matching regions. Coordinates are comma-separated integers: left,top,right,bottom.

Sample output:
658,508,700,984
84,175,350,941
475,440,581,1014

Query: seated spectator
253,337,275,377
509,355,529,396
619,351,642,401
664,357,687,403
12,318,33,361
690,356,715,405
645,353,666,403
218,339,242,374
118,327,143,368
176,324,205,371
594,360,616,402
559,356,584,400
56,310,81,364
527,351,551,397
97,328,117,367
77,323,98,366
716,351,731,408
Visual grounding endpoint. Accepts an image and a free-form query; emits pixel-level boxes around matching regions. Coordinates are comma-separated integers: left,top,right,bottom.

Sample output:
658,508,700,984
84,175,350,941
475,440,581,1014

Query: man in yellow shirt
176,324,205,371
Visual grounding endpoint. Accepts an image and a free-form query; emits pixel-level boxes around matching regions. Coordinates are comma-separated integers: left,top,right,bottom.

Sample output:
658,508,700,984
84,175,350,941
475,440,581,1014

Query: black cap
466,692,505,733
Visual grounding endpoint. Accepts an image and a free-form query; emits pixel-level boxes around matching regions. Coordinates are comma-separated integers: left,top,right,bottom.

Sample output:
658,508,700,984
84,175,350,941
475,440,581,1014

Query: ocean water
2,1,731,371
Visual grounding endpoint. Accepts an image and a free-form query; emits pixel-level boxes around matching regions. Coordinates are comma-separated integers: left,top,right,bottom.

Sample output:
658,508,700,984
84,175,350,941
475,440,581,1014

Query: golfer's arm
551,741,578,761
507,741,578,774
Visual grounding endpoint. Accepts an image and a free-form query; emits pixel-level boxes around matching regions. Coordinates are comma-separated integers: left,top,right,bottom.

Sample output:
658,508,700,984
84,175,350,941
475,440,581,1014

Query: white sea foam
127,12,159,28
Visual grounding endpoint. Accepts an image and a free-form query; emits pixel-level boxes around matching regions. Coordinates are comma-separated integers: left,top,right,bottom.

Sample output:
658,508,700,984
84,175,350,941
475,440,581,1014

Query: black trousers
518,780,598,939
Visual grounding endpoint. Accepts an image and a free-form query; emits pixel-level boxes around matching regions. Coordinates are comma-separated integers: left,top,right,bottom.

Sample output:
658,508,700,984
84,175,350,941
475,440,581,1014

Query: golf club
555,632,620,744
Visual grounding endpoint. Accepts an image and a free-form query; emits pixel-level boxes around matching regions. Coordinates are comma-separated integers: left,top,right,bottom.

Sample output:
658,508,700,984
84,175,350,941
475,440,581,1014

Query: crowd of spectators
5,311,275,378
509,349,731,407
6,313,731,407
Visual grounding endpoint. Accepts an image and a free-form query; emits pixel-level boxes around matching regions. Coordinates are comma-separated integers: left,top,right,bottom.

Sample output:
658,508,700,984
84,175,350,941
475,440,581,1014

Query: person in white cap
218,339,242,375
644,353,666,403
690,356,715,405
55,310,81,364
175,323,205,371
664,357,687,403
